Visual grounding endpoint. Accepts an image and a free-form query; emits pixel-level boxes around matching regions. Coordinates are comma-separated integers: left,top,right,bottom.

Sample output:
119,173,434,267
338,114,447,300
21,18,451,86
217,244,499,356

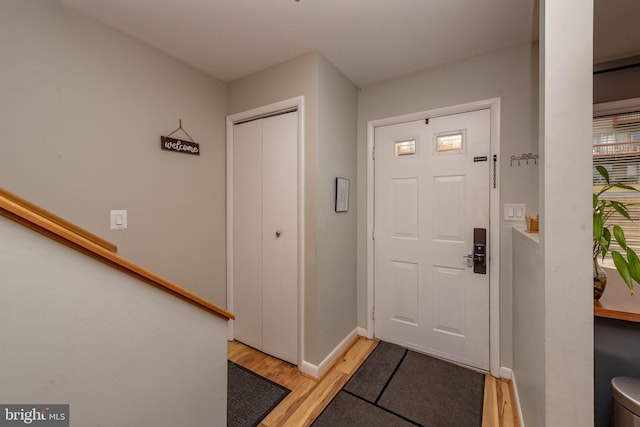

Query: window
395,139,416,156
435,131,465,155
593,110,640,266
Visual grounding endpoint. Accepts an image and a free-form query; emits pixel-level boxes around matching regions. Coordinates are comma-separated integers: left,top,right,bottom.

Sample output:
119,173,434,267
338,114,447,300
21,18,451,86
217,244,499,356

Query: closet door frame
226,96,305,369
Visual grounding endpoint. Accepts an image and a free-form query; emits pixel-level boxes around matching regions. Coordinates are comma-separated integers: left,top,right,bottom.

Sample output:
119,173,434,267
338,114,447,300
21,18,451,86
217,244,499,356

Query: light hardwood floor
228,337,519,427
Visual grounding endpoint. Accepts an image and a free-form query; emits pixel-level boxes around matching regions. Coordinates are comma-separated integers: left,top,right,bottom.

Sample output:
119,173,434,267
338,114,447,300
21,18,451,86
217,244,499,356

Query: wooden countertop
594,267,640,322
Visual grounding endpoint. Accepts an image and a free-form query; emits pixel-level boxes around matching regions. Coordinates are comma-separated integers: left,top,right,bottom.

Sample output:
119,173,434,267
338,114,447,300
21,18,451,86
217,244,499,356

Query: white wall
0,216,228,426
512,228,545,426
0,0,228,306
357,42,539,367
539,0,594,424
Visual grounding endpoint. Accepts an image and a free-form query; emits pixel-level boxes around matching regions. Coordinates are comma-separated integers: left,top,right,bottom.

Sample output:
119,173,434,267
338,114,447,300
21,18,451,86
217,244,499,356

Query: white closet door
233,111,298,365
262,111,298,364
233,119,263,351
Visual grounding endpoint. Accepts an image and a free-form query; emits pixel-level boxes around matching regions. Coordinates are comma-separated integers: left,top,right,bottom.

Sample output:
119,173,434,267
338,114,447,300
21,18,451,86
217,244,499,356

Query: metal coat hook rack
510,153,539,167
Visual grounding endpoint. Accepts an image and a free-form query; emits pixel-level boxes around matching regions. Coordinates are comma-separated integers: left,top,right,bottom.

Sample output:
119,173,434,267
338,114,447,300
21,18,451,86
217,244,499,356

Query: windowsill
594,267,640,323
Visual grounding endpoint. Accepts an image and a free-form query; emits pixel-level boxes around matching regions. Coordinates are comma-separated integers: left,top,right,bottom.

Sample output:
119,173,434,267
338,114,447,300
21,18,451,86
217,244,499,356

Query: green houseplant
593,165,640,299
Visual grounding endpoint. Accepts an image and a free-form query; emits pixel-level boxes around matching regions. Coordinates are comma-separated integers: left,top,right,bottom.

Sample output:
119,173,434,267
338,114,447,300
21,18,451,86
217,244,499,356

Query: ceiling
61,0,638,87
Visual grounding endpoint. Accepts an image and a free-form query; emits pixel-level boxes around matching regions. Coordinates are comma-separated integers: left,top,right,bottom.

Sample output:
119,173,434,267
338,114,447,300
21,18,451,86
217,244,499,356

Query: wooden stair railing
0,188,117,252
0,187,233,321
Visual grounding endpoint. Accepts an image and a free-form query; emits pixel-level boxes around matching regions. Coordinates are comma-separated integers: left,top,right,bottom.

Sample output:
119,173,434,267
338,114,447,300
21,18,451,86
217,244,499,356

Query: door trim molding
226,96,305,370
367,98,501,376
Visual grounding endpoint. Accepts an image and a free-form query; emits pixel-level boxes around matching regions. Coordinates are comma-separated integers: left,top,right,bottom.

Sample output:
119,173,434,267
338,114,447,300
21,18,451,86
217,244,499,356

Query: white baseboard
300,327,359,378
356,326,368,337
227,320,234,341
502,367,524,427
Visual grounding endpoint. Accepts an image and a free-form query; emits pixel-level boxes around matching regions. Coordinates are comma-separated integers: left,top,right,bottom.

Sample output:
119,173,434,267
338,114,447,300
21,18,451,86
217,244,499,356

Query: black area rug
227,361,290,427
313,342,485,427
343,341,406,402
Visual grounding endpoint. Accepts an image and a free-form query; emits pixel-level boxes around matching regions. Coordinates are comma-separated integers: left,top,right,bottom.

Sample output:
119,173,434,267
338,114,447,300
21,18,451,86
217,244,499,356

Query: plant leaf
613,183,640,192
599,242,609,259
596,165,610,184
594,213,604,240
613,225,628,250
600,228,611,259
593,193,598,209
627,248,640,289
612,251,633,290
611,201,633,221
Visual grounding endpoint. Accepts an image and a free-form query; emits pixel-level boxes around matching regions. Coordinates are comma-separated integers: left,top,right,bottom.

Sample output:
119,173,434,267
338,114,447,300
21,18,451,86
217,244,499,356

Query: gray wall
228,53,358,366
316,54,358,361
594,316,640,427
228,52,322,363
594,65,640,104
0,216,228,426
356,42,539,368
0,0,228,306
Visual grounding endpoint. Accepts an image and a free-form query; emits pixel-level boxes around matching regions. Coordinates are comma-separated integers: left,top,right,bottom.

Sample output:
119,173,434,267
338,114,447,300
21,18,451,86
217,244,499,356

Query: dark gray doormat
227,361,290,427
312,341,485,427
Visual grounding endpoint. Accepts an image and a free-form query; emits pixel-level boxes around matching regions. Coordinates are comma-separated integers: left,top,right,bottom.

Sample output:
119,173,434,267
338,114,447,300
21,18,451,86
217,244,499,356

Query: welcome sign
161,136,200,156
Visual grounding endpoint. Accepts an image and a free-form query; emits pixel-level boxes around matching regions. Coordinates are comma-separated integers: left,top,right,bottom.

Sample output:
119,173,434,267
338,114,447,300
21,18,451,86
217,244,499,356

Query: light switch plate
504,204,526,222
110,210,127,230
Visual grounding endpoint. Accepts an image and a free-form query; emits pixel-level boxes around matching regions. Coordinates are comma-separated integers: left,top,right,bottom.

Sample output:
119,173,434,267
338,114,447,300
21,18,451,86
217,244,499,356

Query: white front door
374,109,491,370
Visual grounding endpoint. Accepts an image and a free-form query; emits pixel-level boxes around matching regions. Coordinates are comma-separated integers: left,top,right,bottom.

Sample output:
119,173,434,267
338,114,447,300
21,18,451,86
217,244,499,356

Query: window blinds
593,110,640,265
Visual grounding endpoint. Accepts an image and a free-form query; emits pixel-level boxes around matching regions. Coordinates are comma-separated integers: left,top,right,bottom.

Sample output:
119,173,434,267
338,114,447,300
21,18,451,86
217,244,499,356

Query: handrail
0,188,234,321
0,188,117,252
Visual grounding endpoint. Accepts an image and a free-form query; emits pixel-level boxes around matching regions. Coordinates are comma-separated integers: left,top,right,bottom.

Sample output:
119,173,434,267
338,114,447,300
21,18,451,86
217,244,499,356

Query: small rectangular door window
395,139,416,156
435,131,464,154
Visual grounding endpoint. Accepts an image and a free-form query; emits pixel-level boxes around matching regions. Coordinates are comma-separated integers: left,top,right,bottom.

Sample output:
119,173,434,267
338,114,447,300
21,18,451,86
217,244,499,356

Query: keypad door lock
473,243,486,274
463,228,487,274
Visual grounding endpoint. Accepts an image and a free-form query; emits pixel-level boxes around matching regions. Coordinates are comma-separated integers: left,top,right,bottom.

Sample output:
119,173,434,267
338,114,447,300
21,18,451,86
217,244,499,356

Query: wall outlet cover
110,210,127,230
504,204,526,222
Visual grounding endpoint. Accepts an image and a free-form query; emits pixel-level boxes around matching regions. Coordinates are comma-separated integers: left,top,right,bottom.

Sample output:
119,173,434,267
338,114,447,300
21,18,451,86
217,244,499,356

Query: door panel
392,178,419,238
374,109,490,370
261,112,298,364
233,119,263,351
390,260,419,326
432,266,465,336
433,175,464,239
